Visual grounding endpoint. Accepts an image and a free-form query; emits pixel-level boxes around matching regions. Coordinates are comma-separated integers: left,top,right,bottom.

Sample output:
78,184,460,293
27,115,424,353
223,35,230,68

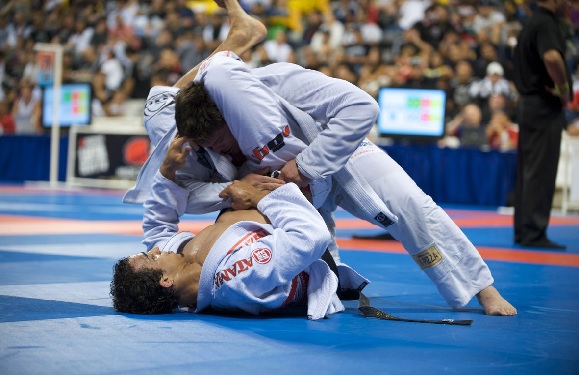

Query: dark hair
174,81,226,143
110,257,178,314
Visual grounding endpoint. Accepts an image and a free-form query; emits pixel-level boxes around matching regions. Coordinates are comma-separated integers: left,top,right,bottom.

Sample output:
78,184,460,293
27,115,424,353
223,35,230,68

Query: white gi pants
320,141,494,308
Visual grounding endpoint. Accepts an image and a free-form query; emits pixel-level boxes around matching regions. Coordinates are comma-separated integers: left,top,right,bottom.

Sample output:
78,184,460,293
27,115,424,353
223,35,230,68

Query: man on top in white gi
111,136,368,318
124,0,516,316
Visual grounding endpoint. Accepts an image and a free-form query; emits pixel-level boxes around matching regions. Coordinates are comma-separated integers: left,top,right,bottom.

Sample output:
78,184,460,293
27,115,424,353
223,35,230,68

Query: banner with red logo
74,133,150,180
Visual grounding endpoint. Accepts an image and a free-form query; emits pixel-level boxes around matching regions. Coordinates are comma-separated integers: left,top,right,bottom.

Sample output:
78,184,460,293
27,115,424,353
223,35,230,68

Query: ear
159,275,174,288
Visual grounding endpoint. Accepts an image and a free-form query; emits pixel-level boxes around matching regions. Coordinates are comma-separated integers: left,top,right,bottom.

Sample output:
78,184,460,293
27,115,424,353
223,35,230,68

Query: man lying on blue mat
110,137,368,319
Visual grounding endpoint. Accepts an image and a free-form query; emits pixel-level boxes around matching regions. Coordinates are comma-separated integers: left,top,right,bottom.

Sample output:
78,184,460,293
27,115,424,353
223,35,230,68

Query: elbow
296,224,331,258
359,99,380,132
322,232,332,249
343,79,380,117
311,229,332,255
342,92,379,131
543,49,563,66
368,100,380,123
372,101,380,122
354,85,380,114
356,90,380,124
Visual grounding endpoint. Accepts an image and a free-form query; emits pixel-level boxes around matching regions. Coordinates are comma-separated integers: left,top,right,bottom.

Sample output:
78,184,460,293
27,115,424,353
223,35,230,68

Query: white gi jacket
144,173,368,320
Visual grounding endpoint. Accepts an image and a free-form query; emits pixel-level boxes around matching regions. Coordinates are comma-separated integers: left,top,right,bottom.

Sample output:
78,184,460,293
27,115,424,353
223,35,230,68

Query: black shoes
520,238,566,250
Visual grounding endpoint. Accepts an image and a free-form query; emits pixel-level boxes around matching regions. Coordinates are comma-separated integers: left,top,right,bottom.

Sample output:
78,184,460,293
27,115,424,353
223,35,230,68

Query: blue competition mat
1,184,578,375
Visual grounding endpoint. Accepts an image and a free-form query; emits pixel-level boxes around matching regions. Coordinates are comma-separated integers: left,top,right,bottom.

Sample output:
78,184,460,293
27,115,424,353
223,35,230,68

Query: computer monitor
376,87,446,142
42,83,92,127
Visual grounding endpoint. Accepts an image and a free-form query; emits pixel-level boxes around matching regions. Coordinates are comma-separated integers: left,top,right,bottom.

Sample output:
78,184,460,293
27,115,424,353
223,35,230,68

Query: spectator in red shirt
0,100,15,135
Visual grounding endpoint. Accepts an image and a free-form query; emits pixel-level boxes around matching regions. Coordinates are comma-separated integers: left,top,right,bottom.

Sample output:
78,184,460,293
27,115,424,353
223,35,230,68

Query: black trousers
514,95,565,243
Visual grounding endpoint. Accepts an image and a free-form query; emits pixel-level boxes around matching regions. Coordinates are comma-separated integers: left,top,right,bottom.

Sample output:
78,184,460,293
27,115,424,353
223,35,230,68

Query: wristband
554,82,570,97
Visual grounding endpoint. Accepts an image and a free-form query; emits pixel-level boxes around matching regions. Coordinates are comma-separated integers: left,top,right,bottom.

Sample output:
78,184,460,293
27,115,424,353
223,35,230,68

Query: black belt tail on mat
358,294,473,326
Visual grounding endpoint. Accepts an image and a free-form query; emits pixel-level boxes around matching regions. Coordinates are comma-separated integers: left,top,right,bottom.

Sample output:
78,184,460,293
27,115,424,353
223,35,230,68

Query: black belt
321,249,473,326
321,249,362,301
358,293,473,326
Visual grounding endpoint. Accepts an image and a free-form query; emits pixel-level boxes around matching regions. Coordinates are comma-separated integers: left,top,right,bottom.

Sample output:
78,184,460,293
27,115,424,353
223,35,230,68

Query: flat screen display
376,88,446,140
42,83,92,127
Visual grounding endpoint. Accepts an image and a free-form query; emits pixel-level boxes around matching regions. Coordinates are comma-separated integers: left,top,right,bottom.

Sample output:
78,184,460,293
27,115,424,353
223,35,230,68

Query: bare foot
476,285,517,316
223,0,267,51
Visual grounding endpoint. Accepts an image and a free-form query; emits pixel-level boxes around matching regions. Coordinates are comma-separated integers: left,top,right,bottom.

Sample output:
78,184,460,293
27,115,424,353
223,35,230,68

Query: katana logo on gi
252,248,272,264
214,248,273,288
251,125,290,162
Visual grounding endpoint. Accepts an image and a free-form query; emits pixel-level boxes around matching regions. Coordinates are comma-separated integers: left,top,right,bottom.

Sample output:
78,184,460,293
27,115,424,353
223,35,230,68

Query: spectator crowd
0,0,577,150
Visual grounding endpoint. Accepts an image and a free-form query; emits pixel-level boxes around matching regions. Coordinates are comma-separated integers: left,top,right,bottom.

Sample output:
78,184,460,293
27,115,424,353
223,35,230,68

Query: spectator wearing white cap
470,61,513,99
469,61,515,116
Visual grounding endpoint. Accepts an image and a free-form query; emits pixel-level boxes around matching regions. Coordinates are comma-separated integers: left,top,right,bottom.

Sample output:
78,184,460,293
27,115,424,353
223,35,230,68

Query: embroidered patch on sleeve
144,92,175,117
374,212,394,227
412,245,443,269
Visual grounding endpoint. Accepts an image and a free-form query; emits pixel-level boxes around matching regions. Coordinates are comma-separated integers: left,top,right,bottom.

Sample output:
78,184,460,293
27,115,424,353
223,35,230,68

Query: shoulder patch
144,92,175,118
374,212,394,227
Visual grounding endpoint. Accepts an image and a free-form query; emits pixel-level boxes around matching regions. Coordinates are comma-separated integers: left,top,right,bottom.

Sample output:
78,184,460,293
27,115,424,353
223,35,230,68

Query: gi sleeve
255,62,380,181
143,86,179,146
175,154,233,214
255,183,332,278
142,170,193,251
210,183,332,313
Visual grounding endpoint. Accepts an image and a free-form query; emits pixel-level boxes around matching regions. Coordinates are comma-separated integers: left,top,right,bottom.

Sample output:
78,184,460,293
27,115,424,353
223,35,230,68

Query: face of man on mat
128,247,184,275
111,247,201,314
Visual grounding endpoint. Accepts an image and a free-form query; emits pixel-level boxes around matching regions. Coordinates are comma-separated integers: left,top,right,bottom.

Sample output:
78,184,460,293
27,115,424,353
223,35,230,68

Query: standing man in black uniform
513,0,573,249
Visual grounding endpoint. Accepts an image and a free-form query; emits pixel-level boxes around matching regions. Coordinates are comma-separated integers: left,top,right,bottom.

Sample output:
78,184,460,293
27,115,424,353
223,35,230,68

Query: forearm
256,183,329,249
161,135,234,214
543,49,570,94
179,177,232,214
211,181,330,299
142,171,189,250
446,116,463,136
296,97,378,180
257,64,379,180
